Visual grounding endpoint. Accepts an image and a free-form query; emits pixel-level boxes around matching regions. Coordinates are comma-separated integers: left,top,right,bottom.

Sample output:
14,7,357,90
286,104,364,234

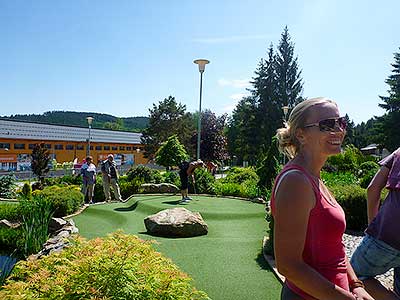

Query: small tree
155,135,189,169
31,143,51,185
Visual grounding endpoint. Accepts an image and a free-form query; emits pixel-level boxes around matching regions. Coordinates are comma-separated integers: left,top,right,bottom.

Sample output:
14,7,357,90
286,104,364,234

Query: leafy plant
155,134,189,169
163,171,181,187
30,143,51,185
1,231,209,299
126,165,162,183
20,196,54,257
20,183,32,200
0,174,17,199
33,185,83,217
189,168,215,194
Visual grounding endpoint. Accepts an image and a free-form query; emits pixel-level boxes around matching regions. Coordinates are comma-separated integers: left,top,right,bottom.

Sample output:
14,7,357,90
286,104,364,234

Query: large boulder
144,207,208,238
141,183,179,194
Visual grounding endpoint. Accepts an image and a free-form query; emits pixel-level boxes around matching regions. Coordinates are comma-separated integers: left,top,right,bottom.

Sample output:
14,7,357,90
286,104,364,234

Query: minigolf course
73,195,282,300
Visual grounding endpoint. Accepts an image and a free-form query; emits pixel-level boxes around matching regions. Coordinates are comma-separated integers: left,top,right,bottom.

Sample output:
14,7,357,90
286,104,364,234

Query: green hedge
0,203,21,222
33,185,84,217
126,166,163,183
1,231,209,300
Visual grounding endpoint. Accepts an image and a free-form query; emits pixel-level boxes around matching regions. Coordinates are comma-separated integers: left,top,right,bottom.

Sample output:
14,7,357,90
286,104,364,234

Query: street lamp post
282,106,290,164
193,59,210,160
86,117,94,157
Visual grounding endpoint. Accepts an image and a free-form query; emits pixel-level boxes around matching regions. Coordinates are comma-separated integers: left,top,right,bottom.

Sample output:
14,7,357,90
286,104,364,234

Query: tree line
1,111,149,133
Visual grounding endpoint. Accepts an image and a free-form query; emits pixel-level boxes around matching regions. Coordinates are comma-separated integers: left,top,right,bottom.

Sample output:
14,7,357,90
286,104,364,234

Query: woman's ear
295,128,307,145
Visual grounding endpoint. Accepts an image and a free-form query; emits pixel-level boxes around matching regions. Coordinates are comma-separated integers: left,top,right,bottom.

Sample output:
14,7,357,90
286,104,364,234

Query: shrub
44,174,82,186
0,203,21,222
126,166,162,183
189,168,215,194
0,227,24,256
223,167,259,185
163,171,181,187
329,184,368,231
0,174,17,199
327,144,363,173
1,231,209,300
33,185,84,217
214,179,260,198
119,178,143,199
321,171,358,187
20,183,32,200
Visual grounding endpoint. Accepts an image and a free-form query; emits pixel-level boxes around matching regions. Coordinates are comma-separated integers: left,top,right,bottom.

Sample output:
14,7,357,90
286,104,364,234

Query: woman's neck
290,152,327,178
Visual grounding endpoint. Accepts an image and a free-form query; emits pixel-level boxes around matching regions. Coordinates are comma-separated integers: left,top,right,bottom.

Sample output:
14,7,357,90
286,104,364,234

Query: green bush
0,227,24,256
33,185,84,217
214,179,260,198
44,174,82,186
321,171,358,187
0,174,17,199
327,145,363,173
329,184,368,231
188,168,215,194
126,166,163,183
93,176,106,202
119,178,143,199
20,183,32,200
163,171,181,187
0,203,21,222
1,231,209,300
223,167,259,185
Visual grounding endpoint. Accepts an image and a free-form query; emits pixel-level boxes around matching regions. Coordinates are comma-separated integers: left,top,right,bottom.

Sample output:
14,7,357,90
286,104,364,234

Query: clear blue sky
1,0,399,125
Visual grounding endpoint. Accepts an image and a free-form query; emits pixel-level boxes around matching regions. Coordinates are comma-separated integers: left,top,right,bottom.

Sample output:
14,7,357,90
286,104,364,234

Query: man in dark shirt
101,154,123,202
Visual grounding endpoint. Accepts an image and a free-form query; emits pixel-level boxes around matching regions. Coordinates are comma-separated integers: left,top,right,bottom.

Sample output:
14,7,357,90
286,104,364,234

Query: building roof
0,119,142,144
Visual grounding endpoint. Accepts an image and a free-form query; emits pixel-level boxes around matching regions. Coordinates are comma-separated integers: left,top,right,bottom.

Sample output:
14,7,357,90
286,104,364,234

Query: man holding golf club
179,159,205,203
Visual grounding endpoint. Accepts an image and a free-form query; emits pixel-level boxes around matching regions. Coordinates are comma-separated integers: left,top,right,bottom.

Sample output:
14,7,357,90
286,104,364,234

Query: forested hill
1,111,149,132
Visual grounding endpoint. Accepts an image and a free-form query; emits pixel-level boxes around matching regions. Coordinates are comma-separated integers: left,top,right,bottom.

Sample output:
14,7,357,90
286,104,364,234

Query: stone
144,207,208,238
0,219,21,229
251,197,267,204
141,183,179,194
49,217,67,233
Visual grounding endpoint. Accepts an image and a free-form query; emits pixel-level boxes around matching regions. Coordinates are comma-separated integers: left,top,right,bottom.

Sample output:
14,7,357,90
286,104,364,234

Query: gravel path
343,233,394,290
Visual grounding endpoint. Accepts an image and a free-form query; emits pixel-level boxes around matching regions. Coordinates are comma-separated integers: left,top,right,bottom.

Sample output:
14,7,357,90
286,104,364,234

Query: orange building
0,119,147,172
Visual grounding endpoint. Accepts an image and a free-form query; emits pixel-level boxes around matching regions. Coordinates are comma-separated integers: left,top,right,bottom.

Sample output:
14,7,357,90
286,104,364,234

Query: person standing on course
101,154,123,202
81,156,96,204
179,159,204,203
271,97,373,299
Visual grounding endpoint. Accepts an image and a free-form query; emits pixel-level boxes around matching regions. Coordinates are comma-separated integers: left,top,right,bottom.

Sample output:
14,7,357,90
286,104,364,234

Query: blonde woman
271,98,373,299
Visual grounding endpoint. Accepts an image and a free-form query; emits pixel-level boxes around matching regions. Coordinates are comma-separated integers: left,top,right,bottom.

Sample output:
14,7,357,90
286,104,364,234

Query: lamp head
282,106,289,115
86,116,94,125
194,59,210,73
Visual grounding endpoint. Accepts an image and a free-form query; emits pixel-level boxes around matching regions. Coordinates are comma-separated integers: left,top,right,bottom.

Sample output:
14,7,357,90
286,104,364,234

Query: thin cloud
229,93,248,101
193,34,271,44
218,79,251,88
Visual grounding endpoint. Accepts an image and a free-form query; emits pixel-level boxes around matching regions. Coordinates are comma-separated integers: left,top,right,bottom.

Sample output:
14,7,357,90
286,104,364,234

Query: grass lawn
72,195,282,300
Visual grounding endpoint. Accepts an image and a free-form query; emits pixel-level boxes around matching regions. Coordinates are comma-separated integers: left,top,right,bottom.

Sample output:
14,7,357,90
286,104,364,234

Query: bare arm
274,172,356,300
367,166,389,224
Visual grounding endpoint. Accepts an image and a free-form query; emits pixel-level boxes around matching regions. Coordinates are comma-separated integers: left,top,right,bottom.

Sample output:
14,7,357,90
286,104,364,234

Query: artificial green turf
72,195,282,300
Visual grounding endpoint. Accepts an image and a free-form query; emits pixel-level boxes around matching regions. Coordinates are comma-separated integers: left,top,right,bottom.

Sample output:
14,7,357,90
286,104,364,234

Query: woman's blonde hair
276,97,337,159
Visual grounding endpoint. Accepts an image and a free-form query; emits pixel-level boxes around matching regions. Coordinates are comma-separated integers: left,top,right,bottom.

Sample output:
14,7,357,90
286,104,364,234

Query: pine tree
274,26,304,109
378,48,400,150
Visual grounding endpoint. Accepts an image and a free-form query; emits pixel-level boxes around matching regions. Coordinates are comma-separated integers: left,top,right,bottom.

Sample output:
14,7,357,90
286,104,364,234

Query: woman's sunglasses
303,117,347,132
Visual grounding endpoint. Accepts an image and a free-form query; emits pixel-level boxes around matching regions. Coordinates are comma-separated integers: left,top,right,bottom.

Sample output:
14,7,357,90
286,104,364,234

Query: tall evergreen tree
141,96,195,159
31,143,51,184
274,26,304,108
378,48,400,150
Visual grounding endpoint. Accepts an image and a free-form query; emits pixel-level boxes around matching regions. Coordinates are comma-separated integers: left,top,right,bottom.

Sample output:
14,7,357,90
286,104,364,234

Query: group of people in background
80,153,123,204
272,97,400,299
80,154,217,205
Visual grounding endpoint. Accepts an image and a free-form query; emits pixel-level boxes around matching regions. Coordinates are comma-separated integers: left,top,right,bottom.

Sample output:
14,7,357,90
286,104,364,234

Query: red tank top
271,165,349,299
